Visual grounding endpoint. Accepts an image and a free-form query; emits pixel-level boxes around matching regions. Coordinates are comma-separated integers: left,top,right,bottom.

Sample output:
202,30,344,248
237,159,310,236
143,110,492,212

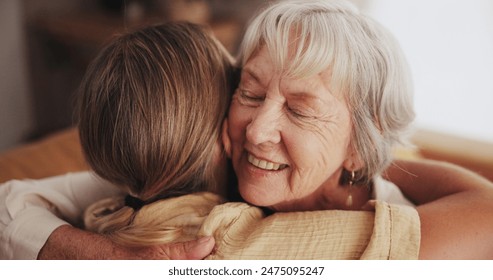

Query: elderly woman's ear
221,119,232,158
343,147,364,173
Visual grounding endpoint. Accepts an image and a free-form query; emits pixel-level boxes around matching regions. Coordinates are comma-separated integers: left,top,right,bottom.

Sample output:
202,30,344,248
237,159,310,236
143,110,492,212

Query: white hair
238,0,415,182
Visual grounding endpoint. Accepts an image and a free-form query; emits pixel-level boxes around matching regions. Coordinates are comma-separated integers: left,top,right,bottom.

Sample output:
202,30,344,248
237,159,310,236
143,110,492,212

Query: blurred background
1,0,492,180
0,0,263,147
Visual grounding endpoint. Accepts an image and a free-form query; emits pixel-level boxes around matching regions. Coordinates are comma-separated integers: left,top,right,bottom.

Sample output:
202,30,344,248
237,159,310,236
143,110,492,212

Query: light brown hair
76,22,235,202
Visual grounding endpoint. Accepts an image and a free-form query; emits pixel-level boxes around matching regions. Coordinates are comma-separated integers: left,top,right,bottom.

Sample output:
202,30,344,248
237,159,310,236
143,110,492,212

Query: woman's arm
38,225,215,259
384,159,492,204
417,188,493,259
0,172,121,259
384,159,493,259
0,171,214,259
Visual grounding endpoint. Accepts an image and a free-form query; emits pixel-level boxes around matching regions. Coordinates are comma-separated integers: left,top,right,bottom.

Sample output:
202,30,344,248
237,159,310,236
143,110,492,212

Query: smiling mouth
247,153,288,171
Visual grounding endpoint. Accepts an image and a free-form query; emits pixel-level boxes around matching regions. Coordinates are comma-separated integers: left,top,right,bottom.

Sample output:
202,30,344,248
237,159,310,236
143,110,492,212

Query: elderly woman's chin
237,176,312,212
236,176,284,208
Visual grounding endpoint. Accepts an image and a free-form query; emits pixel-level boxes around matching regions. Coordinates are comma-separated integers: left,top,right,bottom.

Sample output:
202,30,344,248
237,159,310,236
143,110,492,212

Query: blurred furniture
411,129,493,182
0,128,88,183
25,0,243,140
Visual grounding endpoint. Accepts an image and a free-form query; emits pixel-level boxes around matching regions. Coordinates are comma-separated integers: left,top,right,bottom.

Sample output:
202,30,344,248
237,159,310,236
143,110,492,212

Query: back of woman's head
76,22,235,201
238,0,415,183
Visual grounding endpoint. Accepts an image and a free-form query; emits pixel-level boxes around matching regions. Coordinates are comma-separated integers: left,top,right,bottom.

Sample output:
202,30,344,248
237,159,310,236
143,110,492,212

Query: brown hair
76,22,235,202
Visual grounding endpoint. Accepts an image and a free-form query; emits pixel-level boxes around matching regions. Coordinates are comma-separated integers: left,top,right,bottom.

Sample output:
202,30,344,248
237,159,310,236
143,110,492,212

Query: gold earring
345,170,355,207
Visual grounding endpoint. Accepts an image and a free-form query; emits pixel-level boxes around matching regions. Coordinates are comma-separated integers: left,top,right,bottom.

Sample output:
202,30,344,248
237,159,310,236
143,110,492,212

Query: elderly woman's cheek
227,101,242,135
298,119,351,170
227,102,250,157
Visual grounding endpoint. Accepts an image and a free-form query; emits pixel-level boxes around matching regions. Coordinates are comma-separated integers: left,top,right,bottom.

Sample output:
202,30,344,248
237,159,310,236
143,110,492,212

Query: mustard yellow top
114,190,420,260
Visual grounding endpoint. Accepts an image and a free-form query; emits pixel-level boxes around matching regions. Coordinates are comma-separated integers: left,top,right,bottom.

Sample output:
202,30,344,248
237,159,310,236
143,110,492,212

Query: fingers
165,236,215,260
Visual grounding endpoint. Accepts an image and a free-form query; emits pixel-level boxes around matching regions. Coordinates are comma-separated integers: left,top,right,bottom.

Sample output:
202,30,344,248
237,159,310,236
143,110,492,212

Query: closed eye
287,106,312,119
288,107,307,118
285,100,316,120
237,89,264,106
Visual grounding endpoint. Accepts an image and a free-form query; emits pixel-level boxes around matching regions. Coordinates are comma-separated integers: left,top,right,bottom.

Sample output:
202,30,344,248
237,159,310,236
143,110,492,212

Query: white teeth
247,154,287,171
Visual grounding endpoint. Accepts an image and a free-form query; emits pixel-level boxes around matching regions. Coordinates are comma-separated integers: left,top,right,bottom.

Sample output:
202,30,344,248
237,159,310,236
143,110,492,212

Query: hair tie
124,194,145,210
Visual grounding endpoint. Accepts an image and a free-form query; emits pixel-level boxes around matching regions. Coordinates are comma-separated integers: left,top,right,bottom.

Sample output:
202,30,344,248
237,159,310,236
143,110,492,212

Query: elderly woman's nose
245,106,281,146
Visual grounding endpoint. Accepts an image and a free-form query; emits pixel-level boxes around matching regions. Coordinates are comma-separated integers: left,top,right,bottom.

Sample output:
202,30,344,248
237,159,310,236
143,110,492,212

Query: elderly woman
1,0,492,259
225,0,414,212
222,0,493,258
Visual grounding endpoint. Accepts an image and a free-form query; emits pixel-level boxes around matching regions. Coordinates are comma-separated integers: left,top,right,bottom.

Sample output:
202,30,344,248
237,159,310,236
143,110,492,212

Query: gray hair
238,0,415,182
